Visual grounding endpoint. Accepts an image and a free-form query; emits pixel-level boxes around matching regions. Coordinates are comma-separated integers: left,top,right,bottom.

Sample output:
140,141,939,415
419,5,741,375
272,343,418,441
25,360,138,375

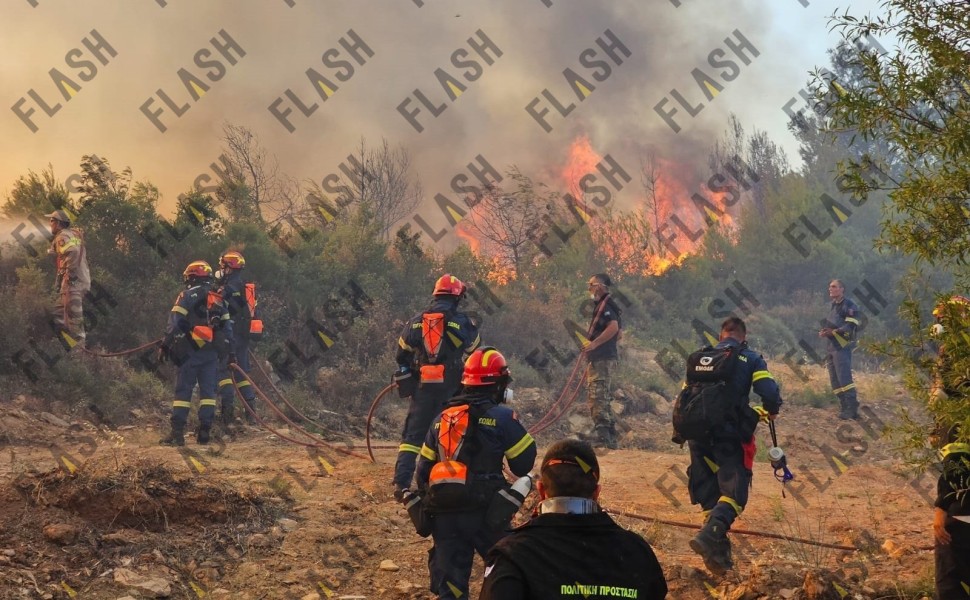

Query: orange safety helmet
462,347,510,387
220,251,246,270
433,274,465,297
183,260,214,283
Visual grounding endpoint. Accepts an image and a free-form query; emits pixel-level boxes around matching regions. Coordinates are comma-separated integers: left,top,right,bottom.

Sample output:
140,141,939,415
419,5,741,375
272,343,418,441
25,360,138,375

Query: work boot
689,519,733,576
159,427,185,447
196,424,211,445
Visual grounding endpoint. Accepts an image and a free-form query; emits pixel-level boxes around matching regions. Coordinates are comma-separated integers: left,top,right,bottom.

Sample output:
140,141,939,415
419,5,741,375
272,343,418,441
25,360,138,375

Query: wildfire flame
561,135,603,202
558,135,739,277
455,133,743,283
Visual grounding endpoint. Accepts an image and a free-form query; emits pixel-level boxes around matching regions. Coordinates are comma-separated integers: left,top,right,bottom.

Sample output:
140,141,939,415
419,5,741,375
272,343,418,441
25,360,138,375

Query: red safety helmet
183,260,214,283
220,251,246,270
433,274,465,297
462,347,510,386
933,295,970,320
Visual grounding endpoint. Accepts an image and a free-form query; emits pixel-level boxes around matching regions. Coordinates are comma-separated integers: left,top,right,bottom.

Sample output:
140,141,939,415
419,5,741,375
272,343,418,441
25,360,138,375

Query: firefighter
392,274,481,498
157,261,234,447
480,439,668,599
819,279,863,420
929,295,970,447
687,317,782,576
583,273,622,449
45,209,90,348
414,347,536,600
214,251,260,430
933,441,970,599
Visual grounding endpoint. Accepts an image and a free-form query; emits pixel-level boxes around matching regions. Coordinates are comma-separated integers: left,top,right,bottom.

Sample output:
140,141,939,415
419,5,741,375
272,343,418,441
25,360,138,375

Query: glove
157,344,170,364
228,353,238,366
753,406,771,423
393,367,416,398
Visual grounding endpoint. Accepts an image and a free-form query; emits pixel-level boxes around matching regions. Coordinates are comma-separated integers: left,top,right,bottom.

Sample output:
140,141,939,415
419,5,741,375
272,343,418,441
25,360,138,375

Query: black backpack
671,343,742,442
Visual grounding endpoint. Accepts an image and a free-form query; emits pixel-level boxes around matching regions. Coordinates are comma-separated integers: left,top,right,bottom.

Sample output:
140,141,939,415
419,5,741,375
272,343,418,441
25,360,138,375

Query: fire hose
79,337,164,358
606,507,862,551
529,354,587,435
228,363,372,460
365,383,397,463
246,350,356,444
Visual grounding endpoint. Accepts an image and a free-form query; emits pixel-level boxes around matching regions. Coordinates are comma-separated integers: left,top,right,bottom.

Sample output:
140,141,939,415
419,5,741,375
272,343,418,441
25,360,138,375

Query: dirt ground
0,366,940,600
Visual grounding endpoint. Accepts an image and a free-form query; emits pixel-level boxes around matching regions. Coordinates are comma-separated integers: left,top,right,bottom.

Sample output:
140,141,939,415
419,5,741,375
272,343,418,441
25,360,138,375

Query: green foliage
819,0,970,458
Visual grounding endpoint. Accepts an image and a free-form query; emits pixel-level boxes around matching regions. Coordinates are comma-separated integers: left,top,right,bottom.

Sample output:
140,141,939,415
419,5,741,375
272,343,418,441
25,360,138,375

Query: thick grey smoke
0,0,855,245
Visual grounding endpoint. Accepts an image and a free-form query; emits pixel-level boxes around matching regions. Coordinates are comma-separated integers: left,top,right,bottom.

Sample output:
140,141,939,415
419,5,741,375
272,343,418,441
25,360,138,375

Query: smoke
0,0,848,244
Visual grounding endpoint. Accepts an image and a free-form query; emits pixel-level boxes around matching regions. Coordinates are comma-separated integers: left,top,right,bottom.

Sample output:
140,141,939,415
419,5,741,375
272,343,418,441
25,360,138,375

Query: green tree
819,0,970,459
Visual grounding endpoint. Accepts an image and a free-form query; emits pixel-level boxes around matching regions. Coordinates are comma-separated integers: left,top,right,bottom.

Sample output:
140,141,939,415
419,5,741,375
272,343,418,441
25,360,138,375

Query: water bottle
768,446,786,471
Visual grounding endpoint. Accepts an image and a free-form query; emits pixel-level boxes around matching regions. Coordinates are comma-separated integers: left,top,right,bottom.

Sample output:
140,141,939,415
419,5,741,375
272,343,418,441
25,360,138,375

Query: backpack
671,344,742,442
417,310,460,384
245,282,263,341
427,403,483,511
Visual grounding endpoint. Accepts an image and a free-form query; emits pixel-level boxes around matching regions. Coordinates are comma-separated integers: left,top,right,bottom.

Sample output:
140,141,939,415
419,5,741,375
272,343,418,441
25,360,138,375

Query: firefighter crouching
214,251,262,430
392,274,480,498
157,261,234,447
412,347,536,600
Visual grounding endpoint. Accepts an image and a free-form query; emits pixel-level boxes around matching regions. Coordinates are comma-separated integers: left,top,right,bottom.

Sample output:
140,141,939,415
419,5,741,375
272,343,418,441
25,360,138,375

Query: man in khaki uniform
46,209,90,347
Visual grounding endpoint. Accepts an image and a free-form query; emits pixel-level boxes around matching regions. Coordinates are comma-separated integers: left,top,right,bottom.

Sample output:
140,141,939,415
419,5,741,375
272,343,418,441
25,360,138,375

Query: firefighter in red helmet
413,347,536,600
214,250,262,431
391,274,480,498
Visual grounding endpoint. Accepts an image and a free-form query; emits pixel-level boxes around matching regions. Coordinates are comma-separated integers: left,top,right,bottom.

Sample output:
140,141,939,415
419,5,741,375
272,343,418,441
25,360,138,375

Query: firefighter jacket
936,442,970,548
415,393,536,496
825,297,862,352
396,297,480,391
480,508,668,599
163,283,233,358
218,270,252,336
586,294,622,362
49,228,90,292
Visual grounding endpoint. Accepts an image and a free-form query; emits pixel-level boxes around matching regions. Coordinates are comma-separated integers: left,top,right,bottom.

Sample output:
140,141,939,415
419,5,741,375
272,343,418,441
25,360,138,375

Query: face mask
503,388,514,403
214,270,224,282
590,292,597,300
931,323,944,337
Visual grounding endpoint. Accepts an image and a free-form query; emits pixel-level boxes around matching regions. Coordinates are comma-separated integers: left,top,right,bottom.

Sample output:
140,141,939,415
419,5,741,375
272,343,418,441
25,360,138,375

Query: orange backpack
245,282,263,340
418,312,448,383
427,403,478,509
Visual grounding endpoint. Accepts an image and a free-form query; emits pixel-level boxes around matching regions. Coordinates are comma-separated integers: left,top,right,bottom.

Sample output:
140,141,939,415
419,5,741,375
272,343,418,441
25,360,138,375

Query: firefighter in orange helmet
157,261,233,446
214,251,261,431
392,274,480,498
413,347,536,600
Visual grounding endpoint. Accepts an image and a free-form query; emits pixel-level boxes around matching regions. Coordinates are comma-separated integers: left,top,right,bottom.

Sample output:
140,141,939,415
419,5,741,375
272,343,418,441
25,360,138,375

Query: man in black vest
583,273,622,449
479,439,667,599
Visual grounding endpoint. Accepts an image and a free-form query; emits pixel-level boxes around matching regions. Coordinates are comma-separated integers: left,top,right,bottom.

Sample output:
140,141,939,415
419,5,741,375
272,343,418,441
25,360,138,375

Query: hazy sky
0,0,884,246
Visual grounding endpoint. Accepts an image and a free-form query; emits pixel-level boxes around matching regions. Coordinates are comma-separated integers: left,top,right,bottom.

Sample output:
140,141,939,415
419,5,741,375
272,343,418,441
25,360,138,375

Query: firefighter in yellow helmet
45,209,90,348
157,261,233,446
413,347,536,600
929,295,970,447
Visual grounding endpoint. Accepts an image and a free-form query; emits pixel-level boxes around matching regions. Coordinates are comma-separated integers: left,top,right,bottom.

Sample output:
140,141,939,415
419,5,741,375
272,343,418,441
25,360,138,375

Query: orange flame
561,135,603,201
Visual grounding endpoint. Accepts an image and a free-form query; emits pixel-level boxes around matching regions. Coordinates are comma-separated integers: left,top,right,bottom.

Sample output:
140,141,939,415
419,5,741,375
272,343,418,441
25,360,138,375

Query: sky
0,0,885,247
